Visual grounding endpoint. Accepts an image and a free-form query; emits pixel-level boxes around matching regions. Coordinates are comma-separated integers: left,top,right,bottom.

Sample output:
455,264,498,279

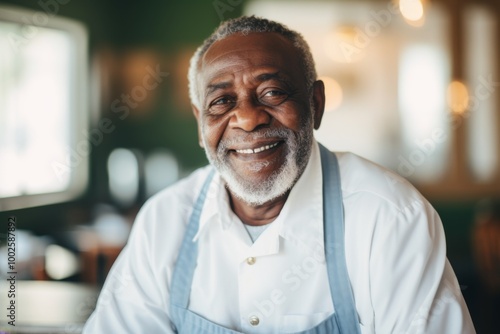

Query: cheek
273,107,309,133
202,117,229,149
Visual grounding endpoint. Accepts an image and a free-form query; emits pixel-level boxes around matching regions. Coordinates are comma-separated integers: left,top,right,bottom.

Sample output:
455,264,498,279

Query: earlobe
312,80,325,130
192,104,204,148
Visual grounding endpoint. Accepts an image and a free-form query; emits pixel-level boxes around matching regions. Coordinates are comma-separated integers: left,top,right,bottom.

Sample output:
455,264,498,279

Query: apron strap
170,168,216,311
319,144,361,334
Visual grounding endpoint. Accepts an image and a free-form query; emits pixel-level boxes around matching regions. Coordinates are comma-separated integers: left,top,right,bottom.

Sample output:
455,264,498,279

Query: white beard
202,116,314,207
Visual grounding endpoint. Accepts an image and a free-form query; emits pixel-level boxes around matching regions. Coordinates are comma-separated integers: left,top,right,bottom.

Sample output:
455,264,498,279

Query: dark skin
192,32,325,226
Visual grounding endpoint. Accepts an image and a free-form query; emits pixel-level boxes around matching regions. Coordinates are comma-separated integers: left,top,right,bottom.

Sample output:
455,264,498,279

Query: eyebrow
204,71,290,99
255,71,284,83
255,71,293,90
206,82,232,97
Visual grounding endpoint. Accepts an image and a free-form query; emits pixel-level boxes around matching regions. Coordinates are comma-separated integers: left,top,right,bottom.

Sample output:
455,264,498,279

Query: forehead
199,32,303,87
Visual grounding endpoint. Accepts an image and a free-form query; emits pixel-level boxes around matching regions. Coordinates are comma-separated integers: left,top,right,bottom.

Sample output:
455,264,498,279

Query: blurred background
0,0,498,333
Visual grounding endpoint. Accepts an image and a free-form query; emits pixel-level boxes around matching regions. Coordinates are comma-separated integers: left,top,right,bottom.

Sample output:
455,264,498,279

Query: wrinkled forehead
198,32,304,87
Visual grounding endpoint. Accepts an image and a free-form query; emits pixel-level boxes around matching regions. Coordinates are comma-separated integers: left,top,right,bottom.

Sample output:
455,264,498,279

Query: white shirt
83,141,475,334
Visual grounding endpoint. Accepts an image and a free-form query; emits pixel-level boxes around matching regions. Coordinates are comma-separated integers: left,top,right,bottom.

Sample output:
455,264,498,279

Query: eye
260,89,288,106
212,97,232,105
207,96,235,115
264,90,286,97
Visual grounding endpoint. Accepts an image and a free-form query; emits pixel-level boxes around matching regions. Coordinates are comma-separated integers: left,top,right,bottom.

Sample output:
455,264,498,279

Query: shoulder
335,151,426,215
335,151,443,265
82,168,216,334
334,152,471,333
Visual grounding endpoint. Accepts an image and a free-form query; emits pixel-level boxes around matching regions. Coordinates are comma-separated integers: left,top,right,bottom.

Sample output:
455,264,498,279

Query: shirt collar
275,140,324,256
192,172,228,242
193,140,324,257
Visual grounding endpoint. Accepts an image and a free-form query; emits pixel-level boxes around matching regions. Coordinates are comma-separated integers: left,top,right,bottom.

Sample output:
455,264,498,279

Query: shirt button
246,257,256,265
249,315,260,326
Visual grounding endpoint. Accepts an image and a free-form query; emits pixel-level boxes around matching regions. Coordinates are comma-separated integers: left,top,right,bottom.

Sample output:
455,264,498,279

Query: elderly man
84,16,475,333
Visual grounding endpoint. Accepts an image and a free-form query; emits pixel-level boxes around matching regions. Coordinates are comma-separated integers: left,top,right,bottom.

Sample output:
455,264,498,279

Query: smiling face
193,32,325,206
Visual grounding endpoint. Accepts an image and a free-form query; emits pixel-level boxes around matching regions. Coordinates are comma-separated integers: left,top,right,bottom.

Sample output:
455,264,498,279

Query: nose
229,99,271,132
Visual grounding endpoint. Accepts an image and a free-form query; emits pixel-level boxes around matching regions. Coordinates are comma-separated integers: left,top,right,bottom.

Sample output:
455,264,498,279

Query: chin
220,155,300,206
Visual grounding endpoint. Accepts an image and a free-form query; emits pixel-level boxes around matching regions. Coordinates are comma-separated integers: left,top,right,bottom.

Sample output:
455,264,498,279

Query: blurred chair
77,206,131,285
473,199,500,292
472,198,500,333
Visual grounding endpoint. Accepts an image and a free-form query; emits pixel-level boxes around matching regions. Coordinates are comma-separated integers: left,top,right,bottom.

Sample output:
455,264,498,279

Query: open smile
235,142,280,154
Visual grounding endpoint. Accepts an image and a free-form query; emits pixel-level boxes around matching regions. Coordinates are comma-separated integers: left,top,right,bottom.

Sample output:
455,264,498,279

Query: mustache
217,128,293,155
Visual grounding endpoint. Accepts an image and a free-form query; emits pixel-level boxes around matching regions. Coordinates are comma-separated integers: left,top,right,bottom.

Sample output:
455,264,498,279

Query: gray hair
188,15,317,110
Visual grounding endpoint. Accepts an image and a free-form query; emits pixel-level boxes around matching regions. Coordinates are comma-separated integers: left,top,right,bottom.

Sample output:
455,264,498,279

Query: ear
311,80,325,130
192,104,204,148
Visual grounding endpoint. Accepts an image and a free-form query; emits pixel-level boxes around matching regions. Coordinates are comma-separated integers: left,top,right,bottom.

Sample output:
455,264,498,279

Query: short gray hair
188,15,317,110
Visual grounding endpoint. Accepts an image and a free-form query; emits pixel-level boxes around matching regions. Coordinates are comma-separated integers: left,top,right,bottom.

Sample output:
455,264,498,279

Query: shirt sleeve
369,199,476,334
82,206,176,334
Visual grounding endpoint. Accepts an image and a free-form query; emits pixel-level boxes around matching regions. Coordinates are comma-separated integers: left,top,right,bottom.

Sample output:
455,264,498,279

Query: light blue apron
170,144,361,334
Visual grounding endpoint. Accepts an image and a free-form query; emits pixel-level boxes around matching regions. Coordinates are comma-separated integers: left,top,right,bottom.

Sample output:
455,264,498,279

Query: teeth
236,142,279,154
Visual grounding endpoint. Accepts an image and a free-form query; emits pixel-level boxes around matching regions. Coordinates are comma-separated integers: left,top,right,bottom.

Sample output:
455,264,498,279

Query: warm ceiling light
399,0,425,26
319,76,343,112
447,80,469,114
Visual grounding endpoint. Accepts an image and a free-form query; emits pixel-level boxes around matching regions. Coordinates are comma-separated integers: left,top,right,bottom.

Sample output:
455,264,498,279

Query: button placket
239,255,263,332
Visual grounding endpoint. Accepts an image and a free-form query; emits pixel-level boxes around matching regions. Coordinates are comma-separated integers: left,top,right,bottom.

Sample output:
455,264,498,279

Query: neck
228,188,290,226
